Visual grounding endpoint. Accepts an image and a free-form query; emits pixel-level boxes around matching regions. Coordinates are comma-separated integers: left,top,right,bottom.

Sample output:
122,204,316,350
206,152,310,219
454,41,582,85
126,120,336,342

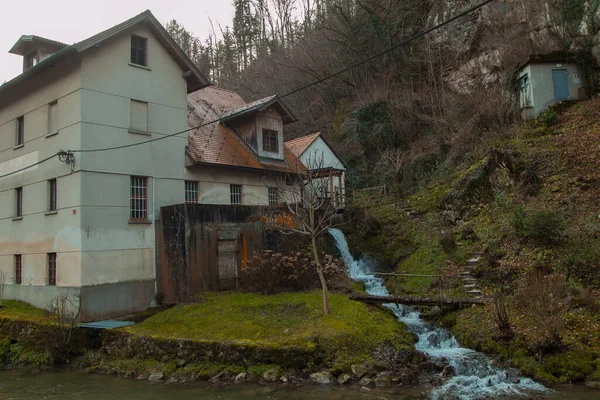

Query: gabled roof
285,132,321,157
187,87,306,174
1,10,210,97
285,132,348,169
220,95,297,124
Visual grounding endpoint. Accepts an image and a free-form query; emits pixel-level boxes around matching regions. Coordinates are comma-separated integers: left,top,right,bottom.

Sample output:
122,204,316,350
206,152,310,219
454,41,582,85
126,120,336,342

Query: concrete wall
186,165,283,206
519,62,584,119
75,24,192,310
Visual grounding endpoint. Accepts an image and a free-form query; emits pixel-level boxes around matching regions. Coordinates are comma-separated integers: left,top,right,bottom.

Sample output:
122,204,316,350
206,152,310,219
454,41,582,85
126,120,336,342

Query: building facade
518,56,587,120
0,11,209,319
286,132,347,208
0,11,307,318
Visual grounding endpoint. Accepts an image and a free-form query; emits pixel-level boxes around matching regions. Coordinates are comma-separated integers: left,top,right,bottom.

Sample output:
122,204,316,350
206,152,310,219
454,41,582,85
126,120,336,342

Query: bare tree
0,270,5,307
262,154,343,314
47,293,83,361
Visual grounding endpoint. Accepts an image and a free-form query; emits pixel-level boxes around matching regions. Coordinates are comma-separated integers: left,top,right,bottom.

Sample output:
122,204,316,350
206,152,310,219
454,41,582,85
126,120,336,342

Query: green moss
128,291,414,369
8,342,53,367
387,242,447,296
0,334,11,364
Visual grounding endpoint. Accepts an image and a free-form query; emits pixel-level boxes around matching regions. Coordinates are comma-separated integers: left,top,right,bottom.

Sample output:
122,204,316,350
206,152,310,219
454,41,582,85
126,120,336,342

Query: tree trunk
311,234,329,314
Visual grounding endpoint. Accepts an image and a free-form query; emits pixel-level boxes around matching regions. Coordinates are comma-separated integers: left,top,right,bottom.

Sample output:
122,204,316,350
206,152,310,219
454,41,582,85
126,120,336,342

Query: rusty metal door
218,240,238,290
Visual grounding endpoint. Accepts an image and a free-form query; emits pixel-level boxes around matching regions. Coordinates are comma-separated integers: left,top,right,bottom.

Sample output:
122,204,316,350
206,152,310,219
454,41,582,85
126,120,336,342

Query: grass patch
0,300,47,322
128,291,414,369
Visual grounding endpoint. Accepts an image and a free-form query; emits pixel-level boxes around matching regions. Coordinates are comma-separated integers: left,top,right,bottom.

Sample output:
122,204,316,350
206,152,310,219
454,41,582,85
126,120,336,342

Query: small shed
517,54,588,120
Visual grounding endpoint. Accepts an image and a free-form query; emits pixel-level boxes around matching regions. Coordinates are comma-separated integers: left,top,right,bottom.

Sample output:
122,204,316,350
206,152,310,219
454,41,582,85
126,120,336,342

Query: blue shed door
552,69,570,102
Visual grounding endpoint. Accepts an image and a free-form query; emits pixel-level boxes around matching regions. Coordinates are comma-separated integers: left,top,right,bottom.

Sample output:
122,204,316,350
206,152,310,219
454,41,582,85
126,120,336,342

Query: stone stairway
461,252,483,299
401,205,484,300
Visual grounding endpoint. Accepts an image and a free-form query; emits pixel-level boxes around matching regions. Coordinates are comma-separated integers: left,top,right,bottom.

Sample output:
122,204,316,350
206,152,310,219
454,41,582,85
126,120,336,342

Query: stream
329,228,550,400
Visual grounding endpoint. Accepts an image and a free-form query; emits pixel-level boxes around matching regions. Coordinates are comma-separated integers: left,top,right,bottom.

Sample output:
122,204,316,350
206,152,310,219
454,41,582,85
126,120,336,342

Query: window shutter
48,102,58,134
130,100,148,132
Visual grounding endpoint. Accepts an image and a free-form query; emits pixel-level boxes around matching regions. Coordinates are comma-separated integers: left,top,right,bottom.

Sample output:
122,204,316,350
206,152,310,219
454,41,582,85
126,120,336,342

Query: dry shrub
514,271,571,357
241,250,350,294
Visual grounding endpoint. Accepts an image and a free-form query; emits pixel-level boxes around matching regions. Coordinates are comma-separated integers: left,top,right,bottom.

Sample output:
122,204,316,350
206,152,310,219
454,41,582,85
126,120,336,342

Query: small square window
15,255,22,285
230,184,242,205
185,181,199,204
15,187,23,217
48,179,57,211
262,129,278,153
16,116,24,146
48,253,57,286
131,35,147,66
268,187,279,206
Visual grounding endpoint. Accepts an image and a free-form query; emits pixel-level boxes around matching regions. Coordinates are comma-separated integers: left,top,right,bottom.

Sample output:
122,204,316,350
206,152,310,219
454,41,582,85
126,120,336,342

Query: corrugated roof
285,132,321,157
187,87,306,174
1,10,210,97
9,35,68,55
78,320,135,330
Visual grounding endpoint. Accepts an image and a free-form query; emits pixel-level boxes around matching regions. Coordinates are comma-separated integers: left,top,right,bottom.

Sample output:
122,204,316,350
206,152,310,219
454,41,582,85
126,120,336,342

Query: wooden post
330,175,334,205
338,174,343,206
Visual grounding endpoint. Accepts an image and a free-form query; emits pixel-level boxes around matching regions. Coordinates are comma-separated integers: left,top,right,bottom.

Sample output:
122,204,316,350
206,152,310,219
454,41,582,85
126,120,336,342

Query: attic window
262,129,278,153
131,35,147,66
24,51,38,70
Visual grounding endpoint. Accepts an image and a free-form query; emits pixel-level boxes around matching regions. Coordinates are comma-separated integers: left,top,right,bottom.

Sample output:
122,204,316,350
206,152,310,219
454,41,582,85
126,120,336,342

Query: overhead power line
0,0,496,178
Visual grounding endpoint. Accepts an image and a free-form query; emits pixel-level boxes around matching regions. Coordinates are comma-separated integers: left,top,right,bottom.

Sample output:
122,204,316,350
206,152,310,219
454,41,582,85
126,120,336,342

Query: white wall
0,57,84,296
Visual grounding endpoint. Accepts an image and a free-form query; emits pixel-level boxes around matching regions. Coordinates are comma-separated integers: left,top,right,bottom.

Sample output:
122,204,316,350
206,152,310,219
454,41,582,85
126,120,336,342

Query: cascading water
329,228,549,400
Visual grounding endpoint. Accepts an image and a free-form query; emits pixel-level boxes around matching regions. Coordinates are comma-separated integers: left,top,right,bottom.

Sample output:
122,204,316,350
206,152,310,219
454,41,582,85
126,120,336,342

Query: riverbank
0,292,444,388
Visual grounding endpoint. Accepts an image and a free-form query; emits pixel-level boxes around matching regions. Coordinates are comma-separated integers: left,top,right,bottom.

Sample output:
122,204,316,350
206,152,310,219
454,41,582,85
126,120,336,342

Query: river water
0,370,597,400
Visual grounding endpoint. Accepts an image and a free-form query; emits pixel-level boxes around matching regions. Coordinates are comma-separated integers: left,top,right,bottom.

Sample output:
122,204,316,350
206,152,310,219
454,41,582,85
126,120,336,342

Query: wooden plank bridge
349,293,485,308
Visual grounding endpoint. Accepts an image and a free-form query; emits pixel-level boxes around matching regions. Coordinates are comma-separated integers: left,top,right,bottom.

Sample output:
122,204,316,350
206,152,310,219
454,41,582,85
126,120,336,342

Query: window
130,176,148,221
48,179,57,211
15,187,23,217
48,253,56,286
131,35,147,66
262,129,278,153
230,184,242,205
15,255,22,285
25,51,38,70
185,181,199,204
48,101,58,135
16,116,24,146
130,100,148,133
518,74,531,107
268,187,279,206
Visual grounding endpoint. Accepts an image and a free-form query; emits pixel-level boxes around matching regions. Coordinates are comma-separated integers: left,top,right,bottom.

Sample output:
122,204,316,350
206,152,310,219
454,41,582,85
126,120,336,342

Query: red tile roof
187,87,306,174
285,132,321,157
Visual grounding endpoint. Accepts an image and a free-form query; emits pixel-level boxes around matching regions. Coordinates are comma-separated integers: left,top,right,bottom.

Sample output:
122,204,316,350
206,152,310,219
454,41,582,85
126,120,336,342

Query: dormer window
131,35,147,66
262,129,278,153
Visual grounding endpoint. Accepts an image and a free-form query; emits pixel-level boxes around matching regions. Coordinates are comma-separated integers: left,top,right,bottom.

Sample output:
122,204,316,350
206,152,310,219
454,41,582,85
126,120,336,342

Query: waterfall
329,228,548,400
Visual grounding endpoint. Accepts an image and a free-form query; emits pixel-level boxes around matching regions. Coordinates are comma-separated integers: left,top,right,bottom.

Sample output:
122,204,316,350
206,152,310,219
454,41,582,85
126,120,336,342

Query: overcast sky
0,0,234,83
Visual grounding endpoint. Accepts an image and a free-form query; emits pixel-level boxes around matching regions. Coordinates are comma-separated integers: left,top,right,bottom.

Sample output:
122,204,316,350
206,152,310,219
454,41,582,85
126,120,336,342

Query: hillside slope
349,99,600,384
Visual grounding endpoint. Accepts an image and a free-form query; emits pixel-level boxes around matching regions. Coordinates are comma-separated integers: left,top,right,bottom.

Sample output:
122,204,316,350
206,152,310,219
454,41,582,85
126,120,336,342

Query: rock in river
310,372,334,384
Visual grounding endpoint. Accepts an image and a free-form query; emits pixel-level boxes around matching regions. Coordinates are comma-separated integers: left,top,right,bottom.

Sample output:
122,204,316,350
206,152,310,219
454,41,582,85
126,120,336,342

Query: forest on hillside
167,0,598,192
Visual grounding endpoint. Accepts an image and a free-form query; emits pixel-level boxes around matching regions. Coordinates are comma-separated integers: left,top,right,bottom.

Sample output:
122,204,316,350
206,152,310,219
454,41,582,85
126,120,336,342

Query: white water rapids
329,228,549,400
